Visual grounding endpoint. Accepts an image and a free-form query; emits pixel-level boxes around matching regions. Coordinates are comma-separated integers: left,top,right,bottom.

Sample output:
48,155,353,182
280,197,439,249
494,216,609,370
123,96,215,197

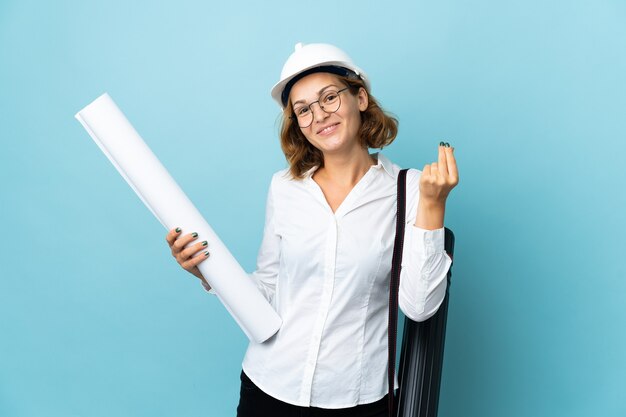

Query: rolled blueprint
75,93,282,343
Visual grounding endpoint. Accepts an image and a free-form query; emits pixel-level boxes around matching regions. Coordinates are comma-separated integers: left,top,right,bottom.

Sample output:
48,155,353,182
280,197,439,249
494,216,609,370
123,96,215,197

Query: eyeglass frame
290,87,351,128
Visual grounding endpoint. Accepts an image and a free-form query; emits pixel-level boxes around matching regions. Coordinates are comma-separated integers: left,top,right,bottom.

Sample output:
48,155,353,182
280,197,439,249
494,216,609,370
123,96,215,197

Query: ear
357,87,369,111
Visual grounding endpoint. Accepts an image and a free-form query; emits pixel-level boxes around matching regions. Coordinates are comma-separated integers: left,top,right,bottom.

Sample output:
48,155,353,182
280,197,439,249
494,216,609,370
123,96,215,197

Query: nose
311,102,329,123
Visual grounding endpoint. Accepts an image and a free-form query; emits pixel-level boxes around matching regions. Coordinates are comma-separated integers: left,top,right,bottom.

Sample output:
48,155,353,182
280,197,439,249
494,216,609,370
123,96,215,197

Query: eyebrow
292,84,340,106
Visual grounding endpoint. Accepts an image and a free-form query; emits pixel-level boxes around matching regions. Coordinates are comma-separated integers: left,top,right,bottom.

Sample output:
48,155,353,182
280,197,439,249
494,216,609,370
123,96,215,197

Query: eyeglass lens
293,89,345,128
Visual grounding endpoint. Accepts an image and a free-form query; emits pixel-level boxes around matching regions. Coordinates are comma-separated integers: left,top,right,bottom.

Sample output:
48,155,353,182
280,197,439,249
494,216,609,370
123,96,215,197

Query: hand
414,142,459,230
165,228,210,281
419,142,459,204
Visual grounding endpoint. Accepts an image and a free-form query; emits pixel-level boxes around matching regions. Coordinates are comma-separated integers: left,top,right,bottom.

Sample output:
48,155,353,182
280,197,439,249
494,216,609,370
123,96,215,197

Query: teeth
320,124,336,134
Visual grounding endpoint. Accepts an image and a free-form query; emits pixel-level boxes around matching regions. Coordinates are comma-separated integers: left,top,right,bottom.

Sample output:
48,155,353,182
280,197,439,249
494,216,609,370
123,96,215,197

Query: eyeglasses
291,87,350,128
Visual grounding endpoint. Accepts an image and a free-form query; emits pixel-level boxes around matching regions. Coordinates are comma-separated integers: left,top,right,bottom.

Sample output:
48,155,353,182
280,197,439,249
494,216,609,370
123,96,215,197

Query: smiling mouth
317,123,339,135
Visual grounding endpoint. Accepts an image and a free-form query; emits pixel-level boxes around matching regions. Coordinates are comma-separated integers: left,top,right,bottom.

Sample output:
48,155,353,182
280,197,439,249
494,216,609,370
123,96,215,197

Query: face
289,72,368,157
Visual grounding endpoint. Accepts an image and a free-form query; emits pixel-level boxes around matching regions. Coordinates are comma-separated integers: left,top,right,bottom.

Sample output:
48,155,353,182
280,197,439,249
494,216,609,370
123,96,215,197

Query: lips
317,123,339,135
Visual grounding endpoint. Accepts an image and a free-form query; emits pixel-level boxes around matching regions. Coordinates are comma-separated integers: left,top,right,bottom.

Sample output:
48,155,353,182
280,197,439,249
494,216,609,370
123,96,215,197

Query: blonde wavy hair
279,74,398,179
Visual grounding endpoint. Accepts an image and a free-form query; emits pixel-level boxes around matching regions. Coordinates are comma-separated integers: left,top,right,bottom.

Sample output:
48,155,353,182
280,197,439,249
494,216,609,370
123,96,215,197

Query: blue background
1,1,625,416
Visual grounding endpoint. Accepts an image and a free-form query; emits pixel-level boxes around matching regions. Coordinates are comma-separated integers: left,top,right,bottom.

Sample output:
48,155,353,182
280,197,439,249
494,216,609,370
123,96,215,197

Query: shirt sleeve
248,179,280,303
200,176,280,303
398,169,452,322
200,278,216,294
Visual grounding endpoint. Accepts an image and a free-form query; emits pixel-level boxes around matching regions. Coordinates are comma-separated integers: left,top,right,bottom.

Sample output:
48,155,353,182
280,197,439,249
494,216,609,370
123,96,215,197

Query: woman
165,43,458,416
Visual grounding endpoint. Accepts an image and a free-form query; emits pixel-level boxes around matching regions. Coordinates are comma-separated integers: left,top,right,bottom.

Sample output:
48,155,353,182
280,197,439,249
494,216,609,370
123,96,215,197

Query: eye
322,92,339,104
294,106,311,117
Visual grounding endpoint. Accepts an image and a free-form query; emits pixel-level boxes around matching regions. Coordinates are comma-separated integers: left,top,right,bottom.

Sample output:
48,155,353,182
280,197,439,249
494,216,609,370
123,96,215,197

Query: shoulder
378,153,423,215
377,153,421,188
270,168,297,187
268,168,307,196
270,167,291,182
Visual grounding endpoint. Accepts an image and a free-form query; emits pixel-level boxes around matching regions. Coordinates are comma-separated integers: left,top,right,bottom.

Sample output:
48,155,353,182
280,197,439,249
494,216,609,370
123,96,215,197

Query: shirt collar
371,152,395,178
303,152,395,180
303,165,319,179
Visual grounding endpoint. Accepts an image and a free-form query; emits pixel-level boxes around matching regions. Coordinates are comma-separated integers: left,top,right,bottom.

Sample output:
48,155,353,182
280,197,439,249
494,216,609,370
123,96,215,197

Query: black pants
236,370,388,417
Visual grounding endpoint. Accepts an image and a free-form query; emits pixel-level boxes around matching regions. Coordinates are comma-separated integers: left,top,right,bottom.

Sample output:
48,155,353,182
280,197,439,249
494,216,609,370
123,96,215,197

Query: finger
182,250,210,270
438,144,448,177
165,227,182,246
172,232,200,253
445,147,459,183
422,163,431,178
430,162,439,175
179,240,209,261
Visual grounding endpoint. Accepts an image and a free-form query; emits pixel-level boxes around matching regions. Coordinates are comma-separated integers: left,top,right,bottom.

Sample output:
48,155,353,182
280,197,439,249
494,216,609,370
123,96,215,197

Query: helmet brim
271,61,370,109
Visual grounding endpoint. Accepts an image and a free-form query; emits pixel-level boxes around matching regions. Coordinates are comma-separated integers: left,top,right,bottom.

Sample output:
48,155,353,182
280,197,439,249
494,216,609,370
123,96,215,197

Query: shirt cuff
407,225,445,257
201,279,216,295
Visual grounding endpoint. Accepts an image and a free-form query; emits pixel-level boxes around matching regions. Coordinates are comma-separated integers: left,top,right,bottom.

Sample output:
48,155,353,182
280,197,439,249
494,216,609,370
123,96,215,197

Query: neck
315,147,376,187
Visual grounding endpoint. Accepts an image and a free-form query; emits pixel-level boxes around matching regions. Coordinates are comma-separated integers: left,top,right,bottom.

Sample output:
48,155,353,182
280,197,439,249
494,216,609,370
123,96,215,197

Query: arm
398,143,458,321
247,180,281,303
199,179,281,300
166,177,281,300
414,143,458,230
165,228,212,289
398,225,451,322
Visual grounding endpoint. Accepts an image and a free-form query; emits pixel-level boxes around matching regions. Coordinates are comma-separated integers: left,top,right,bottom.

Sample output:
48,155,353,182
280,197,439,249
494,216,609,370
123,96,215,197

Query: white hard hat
270,42,370,108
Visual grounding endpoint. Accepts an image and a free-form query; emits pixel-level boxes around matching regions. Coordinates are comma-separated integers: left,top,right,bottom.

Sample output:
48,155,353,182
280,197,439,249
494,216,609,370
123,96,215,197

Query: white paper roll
75,93,282,343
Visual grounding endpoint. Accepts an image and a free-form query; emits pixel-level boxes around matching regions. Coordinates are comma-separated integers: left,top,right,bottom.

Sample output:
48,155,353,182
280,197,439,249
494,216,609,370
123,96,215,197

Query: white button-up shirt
203,153,452,408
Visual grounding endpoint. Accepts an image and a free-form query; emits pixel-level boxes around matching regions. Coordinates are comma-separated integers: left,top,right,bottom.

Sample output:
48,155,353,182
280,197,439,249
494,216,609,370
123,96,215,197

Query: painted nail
192,232,198,238
204,251,210,257
444,142,450,147
202,241,208,246
439,141,445,146
175,227,181,233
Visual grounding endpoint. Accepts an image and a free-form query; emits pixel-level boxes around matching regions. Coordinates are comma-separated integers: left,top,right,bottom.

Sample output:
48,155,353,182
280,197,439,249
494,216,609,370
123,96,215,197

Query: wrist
419,197,446,210
414,198,446,230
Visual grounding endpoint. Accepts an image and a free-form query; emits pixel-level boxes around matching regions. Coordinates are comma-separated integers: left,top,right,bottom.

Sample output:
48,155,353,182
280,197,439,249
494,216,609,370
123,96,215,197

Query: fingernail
444,142,450,147
204,251,210,257
175,227,181,233
439,141,445,146
202,241,208,246
192,232,198,238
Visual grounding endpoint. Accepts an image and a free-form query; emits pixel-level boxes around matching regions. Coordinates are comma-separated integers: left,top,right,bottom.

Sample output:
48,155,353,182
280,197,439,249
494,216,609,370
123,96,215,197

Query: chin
315,137,346,151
